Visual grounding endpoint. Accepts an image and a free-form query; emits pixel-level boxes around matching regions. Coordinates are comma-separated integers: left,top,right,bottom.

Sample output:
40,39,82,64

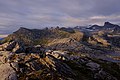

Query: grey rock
86,62,100,71
10,62,19,72
0,63,17,80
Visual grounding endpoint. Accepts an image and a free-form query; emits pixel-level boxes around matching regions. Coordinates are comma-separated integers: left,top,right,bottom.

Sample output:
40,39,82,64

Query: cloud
0,0,120,34
92,0,120,16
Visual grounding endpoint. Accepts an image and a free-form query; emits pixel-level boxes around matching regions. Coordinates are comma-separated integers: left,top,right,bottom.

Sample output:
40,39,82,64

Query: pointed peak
14,27,31,34
17,27,31,31
104,22,113,26
104,22,119,28
19,27,29,30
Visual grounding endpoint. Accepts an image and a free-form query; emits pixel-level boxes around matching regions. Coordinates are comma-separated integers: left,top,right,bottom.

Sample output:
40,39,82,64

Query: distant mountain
86,25,102,30
87,22,120,31
1,22,120,48
103,22,119,28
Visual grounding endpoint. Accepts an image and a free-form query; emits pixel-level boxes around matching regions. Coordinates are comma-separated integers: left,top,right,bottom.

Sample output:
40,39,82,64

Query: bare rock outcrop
0,63,17,80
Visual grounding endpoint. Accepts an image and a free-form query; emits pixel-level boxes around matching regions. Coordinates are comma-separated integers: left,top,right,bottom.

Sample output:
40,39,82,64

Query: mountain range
0,22,120,80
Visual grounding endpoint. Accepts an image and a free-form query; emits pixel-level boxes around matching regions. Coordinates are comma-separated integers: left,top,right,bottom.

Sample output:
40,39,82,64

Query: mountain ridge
87,22,120,30
0,22,120,80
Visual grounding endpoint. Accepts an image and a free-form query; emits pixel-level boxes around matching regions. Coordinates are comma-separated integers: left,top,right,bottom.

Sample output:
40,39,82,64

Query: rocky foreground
0,41,119,80
0,22,120,80
0,47,120,80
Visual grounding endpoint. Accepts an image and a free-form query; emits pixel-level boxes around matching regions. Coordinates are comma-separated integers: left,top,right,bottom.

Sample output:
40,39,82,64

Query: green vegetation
34,39,49,45
58,30,70,38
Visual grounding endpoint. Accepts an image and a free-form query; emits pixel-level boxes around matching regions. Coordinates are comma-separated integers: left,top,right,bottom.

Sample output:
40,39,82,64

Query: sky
0,0,120,37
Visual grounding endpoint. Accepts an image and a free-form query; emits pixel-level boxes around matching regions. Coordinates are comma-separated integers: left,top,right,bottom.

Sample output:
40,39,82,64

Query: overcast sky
0,0,120,36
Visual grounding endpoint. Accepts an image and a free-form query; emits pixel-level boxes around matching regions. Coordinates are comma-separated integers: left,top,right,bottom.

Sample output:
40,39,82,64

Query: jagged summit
104,22,113,26
19,27,28,30
17,27,31,31
14,27,32,34
104,22,119,28
87,22,120,30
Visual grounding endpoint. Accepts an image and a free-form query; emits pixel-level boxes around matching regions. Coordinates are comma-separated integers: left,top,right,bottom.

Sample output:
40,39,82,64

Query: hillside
2,27,77,45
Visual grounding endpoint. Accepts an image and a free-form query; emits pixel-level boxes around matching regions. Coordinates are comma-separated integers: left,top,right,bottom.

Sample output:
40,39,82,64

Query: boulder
86,62,100,71
0,63,17,80
94,69,117,80
12,42,24,53
0,51,14,63
0,41,16,51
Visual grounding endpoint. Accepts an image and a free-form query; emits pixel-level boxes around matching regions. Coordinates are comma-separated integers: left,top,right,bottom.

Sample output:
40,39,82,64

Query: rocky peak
18,27,30,31
14,27,31,34
104,22,119,28
104,22,113,26
87,22,120,31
